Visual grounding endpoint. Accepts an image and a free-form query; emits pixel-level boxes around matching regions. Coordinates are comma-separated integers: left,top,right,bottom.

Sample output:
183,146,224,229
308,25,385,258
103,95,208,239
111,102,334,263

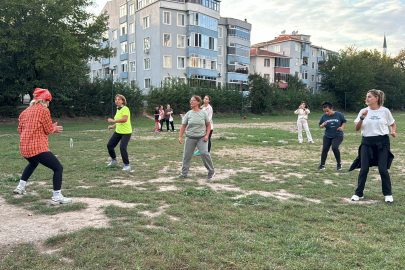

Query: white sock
18,180,27,189
53,190,61,199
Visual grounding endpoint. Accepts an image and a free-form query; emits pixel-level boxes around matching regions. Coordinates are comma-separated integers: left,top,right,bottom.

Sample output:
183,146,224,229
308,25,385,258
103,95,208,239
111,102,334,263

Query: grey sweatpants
181,136,215,176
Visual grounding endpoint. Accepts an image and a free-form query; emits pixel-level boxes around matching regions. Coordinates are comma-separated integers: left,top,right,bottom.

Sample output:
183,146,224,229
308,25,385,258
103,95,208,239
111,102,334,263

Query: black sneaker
207,172,215,179
317,165,325,170
337,164,342,170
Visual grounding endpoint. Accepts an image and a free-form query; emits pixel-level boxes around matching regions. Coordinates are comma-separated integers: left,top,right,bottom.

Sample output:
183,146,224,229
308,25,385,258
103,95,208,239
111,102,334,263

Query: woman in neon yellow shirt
107,94,132,171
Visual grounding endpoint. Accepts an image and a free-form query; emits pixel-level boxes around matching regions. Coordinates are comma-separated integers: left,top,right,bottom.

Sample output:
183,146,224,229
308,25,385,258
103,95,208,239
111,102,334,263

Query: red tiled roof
251,35,308,48
250,48,291,58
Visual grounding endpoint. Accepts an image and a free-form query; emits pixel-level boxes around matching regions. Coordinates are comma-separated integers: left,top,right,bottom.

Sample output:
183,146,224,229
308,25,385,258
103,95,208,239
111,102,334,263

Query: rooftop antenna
292,31,296,35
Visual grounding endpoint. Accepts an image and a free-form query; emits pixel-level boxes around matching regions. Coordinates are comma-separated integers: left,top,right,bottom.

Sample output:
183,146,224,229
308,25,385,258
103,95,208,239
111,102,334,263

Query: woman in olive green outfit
107,94,132,171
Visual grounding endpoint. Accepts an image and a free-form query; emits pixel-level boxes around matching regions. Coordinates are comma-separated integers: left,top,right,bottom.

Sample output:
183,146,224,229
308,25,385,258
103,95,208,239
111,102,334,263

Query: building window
218,27,223,38
275,58,290,67
163,34,171,47
188,12,218,31
227,25,250,41
295,58,299,66
312,49,316,57
163,56,171,68
227,61,248,74
144,78,151,88
274,45,280,53
129,23,135,34
295,43,300,52
177,13,185,26
228,43,249,58
177,35,185,48
311,74,315,82
121,61,128,72
218,46,222,56
188,33,218,51
177,56,185,69
121,41,128,54
302,71,308,80
144,37,150,50
130,61,136,72
130,42,135,53
129,4,134,15
264,74,270,81
163,11,171,25
112,30,117,40
144,58,151,70
218,63,222,74
143,16,150,29
264,59,270,67
120,23,127,36
275,73,290,83
312,62,315,69
120,5,127,17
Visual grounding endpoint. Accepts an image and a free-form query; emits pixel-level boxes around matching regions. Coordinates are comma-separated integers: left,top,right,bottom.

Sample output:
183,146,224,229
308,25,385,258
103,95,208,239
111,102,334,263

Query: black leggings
107,132,132,164
321,136,343,165
166,120,174,131
22,152,63,190
208,130,213,152
159,119,165,131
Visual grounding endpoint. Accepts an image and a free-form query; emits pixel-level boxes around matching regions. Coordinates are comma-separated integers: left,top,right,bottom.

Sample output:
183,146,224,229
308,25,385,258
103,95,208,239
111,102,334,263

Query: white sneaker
107,159,119,167
13,186,26,195
309,141,314,144
351,195,364,201
385,195,393,203
122,165,131,171
50,195,72,206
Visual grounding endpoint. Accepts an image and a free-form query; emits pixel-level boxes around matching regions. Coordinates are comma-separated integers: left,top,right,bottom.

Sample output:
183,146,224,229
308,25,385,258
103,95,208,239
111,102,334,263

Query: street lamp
109,67,114,118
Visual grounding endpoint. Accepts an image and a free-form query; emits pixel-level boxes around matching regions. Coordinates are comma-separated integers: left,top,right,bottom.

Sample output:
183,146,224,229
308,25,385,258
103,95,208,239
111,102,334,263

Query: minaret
382,32,387,55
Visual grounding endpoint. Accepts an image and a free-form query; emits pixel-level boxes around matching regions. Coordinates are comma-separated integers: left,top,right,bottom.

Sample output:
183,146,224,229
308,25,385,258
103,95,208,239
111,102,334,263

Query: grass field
1,112,405,269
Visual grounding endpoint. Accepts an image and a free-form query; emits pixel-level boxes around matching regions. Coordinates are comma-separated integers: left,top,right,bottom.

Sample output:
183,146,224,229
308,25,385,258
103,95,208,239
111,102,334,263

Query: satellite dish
292,31,296,35
281,30,286,34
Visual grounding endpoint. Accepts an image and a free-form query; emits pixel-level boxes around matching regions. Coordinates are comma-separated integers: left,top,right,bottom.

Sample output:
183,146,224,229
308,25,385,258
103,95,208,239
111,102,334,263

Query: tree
394,48,405,72
0,0,112,116
248,73,274,114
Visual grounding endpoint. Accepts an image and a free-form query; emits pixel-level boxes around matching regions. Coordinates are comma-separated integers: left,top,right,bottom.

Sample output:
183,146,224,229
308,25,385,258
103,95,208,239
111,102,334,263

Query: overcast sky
88,0,404,55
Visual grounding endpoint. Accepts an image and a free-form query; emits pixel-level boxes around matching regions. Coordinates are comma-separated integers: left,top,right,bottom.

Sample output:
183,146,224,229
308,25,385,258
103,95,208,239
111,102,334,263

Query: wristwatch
360,117,364,120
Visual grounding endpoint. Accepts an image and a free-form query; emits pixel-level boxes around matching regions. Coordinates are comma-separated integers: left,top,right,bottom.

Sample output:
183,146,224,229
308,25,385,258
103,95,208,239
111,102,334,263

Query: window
189,53,217,70
177,13,185,26
312,50,316,57
129,23,135,34
163,34,171,47
121,42,128,54
144,58,151,70
92,70,96,78
163,11,171,25
121,61,128,72
130,42,135,53
120,23,127,36
177,56,185,69
264,74,270,81
312,62,315,69
163,56,171,68
143,16,150,29
112,30,117,40
217,63,222,74
295,43,300,52
227,62,248,74
227,43,249,58
113,65,118,75
295,58,299,66
177,35,185,48
311,74,315,82
188,12,218,31
218,27,223,38
144,78,151,88
227,25,250,41
275,73,290,83
187,33,218,51
275,58,290,67
130,61,136,72
218,46,222,56
98,69,101,77
120,5,127,17
302,71,308,80
129,4,134,15
264,59,270,67
274,45,280,53
144,37,150,50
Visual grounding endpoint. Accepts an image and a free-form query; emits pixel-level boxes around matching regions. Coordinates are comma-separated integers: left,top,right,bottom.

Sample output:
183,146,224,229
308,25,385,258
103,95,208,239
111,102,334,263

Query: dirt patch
139,203,170,218
0,197,142,249
341,198,378,204
131,136,164,140
234,189,322,204
214,122,297,133
157,185,179,192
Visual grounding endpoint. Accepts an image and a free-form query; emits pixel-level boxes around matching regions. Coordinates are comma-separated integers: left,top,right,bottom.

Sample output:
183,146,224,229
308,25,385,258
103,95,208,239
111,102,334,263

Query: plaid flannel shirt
18,104,54,158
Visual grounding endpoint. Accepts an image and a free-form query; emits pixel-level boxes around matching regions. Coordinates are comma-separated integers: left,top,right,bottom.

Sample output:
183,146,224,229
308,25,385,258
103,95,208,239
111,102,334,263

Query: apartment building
249,48,291,88
251,32,337,92
88,0,250,92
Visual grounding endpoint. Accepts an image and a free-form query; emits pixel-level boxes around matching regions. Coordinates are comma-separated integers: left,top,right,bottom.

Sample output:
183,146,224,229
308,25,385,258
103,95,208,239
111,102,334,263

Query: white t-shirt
202,104,214,130
354,106,395,137
294,108,310,120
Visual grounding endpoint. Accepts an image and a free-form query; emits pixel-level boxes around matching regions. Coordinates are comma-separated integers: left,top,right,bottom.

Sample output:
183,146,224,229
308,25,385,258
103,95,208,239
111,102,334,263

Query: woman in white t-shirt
294,101,314,143
349,90,397,203
195,95,214,155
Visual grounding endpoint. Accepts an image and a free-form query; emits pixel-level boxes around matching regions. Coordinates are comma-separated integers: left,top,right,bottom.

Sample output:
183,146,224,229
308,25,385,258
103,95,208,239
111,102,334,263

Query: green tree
0,0,112,116
247,73,274,114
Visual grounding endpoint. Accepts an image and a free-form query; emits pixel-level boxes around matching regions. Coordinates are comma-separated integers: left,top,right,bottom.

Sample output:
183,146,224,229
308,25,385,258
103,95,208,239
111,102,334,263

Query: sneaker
107,159,119,167
337,164,342,170
309,141,314,144
13,186,26,195
351,195,364,201
207,172,215,179
173,130,176,132
122,165,131,171
177,174,188,178
317,165,325,170
194,150,200,155
385,195,394,203
299,141,303,144
167,130,171,132
50,195,72,206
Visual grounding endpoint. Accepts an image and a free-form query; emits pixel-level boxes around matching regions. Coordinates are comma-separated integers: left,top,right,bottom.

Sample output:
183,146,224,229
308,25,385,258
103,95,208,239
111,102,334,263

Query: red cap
33,88,52,101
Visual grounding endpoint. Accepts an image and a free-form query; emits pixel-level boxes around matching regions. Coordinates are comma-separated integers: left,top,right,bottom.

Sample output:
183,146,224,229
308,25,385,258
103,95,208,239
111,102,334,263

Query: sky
88,0,405,56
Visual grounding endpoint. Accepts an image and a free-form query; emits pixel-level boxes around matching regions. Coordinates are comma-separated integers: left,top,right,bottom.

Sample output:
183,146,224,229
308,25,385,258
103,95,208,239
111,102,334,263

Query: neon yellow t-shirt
115,106,132,134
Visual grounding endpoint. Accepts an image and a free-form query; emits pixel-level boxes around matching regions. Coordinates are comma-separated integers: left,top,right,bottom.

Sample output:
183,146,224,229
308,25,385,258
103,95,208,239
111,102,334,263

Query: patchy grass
1,112,405,269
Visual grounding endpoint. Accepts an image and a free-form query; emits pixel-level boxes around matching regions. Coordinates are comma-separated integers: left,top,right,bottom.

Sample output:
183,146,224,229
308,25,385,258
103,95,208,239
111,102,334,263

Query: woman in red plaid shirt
13,88,72,205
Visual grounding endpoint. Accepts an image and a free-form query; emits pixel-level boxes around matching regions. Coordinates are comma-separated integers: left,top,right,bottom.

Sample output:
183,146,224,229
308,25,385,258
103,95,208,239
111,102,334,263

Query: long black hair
301,101,309,109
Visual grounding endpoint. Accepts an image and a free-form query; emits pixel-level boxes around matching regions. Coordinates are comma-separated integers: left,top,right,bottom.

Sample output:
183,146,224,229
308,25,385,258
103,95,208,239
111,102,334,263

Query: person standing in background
165,104,175,132
195,95,214,155
154,105,160,132
159,105,165,132
294,101,314,144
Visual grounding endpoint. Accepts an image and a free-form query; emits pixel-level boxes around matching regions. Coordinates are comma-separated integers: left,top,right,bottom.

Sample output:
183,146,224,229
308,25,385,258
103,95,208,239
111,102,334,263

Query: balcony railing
185,0,220,11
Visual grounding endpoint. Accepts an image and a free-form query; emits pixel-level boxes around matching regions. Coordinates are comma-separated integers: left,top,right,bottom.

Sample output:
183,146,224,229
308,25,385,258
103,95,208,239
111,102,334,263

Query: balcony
301,79,308,84
120,53,128,61
102,41,109,49
187,67,217,78
301,51,309,58
102,58,110,65
120,72,128,79
317,57,324,63
300,65,309,73
119,35,127,43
